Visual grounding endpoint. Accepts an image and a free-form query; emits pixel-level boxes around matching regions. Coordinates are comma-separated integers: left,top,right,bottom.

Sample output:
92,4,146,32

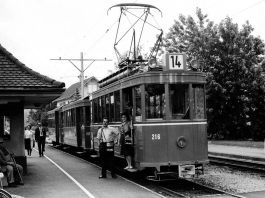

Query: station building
0,44,65,171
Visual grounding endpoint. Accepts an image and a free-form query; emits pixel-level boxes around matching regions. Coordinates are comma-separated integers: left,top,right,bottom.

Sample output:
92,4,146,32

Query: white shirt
97,126,119,143
25,129,33,139
40,127,43,136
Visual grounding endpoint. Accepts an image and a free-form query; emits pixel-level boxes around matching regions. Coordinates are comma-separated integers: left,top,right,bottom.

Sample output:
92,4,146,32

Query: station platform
208,141,265,198
4,146,162,198
208,141,265,163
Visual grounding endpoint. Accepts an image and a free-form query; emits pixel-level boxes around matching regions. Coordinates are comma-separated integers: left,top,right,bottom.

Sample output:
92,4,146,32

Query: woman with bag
97,117,119,179
24,125,33,156
119,112,133,170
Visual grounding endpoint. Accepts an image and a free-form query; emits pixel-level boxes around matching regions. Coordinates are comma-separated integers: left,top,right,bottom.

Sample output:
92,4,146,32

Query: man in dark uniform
97,117,119,179
35,122,47,157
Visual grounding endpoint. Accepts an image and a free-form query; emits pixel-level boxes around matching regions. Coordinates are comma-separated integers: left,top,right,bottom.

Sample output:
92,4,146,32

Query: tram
47,99,91,149
90,53,208,179
47,3,208,179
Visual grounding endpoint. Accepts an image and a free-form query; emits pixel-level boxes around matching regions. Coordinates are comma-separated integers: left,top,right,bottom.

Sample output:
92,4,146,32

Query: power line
51,52,111,99
233,0,265,16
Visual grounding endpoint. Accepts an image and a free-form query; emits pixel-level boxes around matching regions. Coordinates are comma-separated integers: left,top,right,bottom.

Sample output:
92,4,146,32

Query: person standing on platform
97,117,119,179
35,122,47,157
0,137,23,186
24,125,33,156
119,112,134,170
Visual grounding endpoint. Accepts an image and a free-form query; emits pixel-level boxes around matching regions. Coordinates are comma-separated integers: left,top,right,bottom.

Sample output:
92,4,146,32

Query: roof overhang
0,88,65,109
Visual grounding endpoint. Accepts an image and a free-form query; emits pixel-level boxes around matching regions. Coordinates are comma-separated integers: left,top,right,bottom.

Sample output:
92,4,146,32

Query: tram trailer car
48,99,91,149
59,99,90,149
47,108,60,145
90,53,208,179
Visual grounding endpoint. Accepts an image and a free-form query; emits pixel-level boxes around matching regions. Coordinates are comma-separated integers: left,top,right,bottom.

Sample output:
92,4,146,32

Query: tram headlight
176,136,187,148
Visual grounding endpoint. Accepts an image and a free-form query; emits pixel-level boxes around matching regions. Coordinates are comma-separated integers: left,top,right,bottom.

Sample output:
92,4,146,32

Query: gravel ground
191,164,265,193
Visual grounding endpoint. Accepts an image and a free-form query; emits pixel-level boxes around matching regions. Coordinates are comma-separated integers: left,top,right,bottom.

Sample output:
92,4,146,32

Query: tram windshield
169,84,189,119
145,84,165,119
192,84,205,119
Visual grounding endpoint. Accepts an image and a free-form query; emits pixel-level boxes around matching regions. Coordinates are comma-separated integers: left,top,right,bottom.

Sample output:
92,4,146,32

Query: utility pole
51,52,112,99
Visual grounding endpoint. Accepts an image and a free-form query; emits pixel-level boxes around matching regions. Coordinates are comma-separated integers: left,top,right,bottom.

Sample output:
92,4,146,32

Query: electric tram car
48,53,208,179
48,3,208,179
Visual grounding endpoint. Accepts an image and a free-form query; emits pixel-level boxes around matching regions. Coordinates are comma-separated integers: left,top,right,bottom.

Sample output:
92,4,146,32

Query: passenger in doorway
0,137,23,187
97,117,119,179
119,112,134,170
24,125,33,156
35,122,47,157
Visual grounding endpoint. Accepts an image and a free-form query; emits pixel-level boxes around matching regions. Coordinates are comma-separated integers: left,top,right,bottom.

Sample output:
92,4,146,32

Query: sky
0,0,265,88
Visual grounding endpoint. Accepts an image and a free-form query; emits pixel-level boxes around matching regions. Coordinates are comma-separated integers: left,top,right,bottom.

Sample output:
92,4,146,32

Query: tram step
90,154,99,158
76,151,86,155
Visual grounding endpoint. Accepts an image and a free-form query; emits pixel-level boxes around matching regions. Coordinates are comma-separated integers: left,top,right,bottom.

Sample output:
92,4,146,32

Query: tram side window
114,91,120,122
105,95,110,120
110,93,114,122
71,109,75,126
99,97,102,122
102,96,106,118
145,84,165,119
169,84,189,119
79,107,84,124
135,86,142,121
123,88,133,116
192,84,205,119
93,99,98,123
85,106,90,125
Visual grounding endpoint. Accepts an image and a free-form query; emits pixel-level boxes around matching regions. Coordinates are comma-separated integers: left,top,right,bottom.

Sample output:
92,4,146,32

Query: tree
164,8,265,140
27,109,48,127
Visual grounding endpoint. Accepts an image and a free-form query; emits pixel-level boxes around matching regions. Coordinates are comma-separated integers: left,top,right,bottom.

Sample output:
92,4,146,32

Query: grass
208,140,264,149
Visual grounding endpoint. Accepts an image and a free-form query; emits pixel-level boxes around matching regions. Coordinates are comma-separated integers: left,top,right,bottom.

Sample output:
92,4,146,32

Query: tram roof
92,70,206,99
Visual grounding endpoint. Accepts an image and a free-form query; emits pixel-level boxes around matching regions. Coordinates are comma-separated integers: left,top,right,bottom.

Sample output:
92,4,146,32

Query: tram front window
170,84,189,119
145,84,165,119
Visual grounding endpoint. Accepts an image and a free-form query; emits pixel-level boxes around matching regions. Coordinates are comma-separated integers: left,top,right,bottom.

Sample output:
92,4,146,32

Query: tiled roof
54,77,97,102
0,44,65,88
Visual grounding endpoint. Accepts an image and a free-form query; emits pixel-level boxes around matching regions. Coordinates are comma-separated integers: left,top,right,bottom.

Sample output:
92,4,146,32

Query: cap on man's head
0,137,4,143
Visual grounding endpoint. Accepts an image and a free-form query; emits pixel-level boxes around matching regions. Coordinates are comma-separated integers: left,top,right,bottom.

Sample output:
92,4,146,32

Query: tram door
122,88,134,145
55,111,59,144
59,111,64,144
76,107,82,148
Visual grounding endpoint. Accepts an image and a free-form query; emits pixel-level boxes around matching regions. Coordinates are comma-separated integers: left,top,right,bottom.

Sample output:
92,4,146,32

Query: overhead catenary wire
233,0,265,16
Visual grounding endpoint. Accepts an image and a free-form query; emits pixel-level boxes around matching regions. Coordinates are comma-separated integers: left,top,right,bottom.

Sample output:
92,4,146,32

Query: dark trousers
100,150,115,177
37,137,45,156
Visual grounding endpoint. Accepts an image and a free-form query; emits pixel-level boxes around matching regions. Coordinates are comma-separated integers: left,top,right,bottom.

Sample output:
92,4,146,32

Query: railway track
209,153,265,171
52,145,249,198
